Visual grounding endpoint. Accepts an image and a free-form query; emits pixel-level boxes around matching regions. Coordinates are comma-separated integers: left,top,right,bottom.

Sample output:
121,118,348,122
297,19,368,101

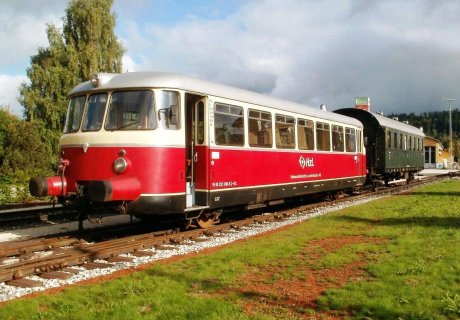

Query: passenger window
345,127,357,152
157,91,180,130
214,103,244,146
275,114,295,149
248,109,272,147
82,93,107,131
394,132,398,149
399,134,403,149
387,130,392,148
316,122,331,151
404,135,407,150
298,119,314,150
332,125,344,152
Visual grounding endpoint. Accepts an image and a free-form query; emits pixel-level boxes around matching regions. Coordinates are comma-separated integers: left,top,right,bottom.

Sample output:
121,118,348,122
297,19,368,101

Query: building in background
424,136,453,168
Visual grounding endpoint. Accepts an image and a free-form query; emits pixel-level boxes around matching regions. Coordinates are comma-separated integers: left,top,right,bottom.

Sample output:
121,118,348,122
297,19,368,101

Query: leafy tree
19,0,124,162
0,108,52,203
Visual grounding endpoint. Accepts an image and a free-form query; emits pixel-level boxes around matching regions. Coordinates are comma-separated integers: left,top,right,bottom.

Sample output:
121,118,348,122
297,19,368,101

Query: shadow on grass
333,215,460,229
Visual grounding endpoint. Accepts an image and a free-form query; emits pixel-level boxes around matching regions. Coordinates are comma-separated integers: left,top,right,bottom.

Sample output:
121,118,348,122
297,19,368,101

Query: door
185,94,209,208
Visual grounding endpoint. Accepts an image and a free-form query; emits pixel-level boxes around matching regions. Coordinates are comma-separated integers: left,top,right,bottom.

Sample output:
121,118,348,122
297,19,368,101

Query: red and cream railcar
30,72,366,227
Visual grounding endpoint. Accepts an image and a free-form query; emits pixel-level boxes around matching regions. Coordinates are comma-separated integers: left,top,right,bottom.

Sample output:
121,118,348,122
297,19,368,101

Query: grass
0,179,459,319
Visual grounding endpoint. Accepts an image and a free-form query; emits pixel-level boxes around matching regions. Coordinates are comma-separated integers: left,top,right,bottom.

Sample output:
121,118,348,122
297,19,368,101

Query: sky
1,0,460,117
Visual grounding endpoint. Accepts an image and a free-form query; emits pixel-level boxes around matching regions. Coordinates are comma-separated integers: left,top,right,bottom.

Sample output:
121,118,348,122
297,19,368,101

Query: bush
0,108,54,204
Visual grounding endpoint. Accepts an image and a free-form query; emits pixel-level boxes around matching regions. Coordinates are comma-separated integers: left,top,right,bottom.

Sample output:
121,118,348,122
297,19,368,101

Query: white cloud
0,75,27,117
2,0,460,116
119,0,460,113
0,1,65,74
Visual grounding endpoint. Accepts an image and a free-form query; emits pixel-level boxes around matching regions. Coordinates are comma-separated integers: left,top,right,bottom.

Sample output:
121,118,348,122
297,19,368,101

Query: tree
0,108,51,178
19,0,124,162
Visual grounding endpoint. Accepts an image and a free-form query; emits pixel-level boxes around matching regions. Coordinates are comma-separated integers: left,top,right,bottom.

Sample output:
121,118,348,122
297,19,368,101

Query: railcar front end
30,74,187,223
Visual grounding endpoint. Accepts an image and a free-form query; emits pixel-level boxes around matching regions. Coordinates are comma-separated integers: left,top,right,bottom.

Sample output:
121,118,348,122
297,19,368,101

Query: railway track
0,202,70,225
0,174,451,300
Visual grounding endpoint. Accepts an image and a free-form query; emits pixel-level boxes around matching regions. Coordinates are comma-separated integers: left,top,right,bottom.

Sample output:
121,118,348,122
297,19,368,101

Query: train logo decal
299,156,314,169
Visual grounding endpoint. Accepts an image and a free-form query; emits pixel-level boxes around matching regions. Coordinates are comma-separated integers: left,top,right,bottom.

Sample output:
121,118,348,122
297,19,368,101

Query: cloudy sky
1,0,460,117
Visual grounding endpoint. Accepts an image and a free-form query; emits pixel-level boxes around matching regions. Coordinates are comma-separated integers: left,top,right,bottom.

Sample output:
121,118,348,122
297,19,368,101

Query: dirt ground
227,235,386,319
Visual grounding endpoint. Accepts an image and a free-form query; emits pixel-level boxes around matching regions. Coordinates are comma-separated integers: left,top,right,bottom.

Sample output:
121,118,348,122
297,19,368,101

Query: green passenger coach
335,108,425,185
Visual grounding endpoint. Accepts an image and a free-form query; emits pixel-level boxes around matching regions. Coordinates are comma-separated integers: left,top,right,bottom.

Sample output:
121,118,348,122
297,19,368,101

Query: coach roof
70,71,362,127
335,108,424,137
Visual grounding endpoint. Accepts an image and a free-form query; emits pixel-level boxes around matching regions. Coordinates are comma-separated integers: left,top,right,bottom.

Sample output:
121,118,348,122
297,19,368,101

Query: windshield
105,90,155,130
64,96,86,133
82,93,107,131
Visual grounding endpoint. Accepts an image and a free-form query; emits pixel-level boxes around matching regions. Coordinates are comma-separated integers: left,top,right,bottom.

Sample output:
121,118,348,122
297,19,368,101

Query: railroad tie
7,278,43,288
40,271,74,280
83,262,114,270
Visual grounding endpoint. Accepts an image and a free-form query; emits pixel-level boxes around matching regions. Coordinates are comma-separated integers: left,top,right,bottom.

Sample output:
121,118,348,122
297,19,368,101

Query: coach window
275,114,295,149
298,119,314,150
387,130,392,148
316,122,331,151
332,125,344,152
399,133,403,149
394,132,398,149
105,90,155,130
248,109,272,147
64,95,86,133
82,93,107,131
345,127,357,152
158,91,180,129
214,103,244,146
403,135,407,150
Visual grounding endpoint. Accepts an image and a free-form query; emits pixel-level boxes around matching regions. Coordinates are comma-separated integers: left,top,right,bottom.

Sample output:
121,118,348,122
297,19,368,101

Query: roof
70,72,362,127
335,108,425,137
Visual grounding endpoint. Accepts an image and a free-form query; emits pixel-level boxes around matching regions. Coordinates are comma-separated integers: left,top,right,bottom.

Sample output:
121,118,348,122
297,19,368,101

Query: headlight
113,158,128,174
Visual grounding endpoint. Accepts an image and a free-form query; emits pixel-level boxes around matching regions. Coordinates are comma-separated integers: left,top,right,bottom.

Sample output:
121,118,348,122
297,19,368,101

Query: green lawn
0,180,459,319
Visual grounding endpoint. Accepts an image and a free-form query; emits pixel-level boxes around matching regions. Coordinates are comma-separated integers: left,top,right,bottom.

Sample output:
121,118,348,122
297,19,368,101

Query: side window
399,133,403,149
82,93,107,131
275,114,295,149
332,125,344,152
214,103,244,146
298,119,314,150
316,122,331,151
345,127,357,152
394,132,398,149
387,129,392,148
64,95,86,133
248,109,272,148
158,91,180,130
